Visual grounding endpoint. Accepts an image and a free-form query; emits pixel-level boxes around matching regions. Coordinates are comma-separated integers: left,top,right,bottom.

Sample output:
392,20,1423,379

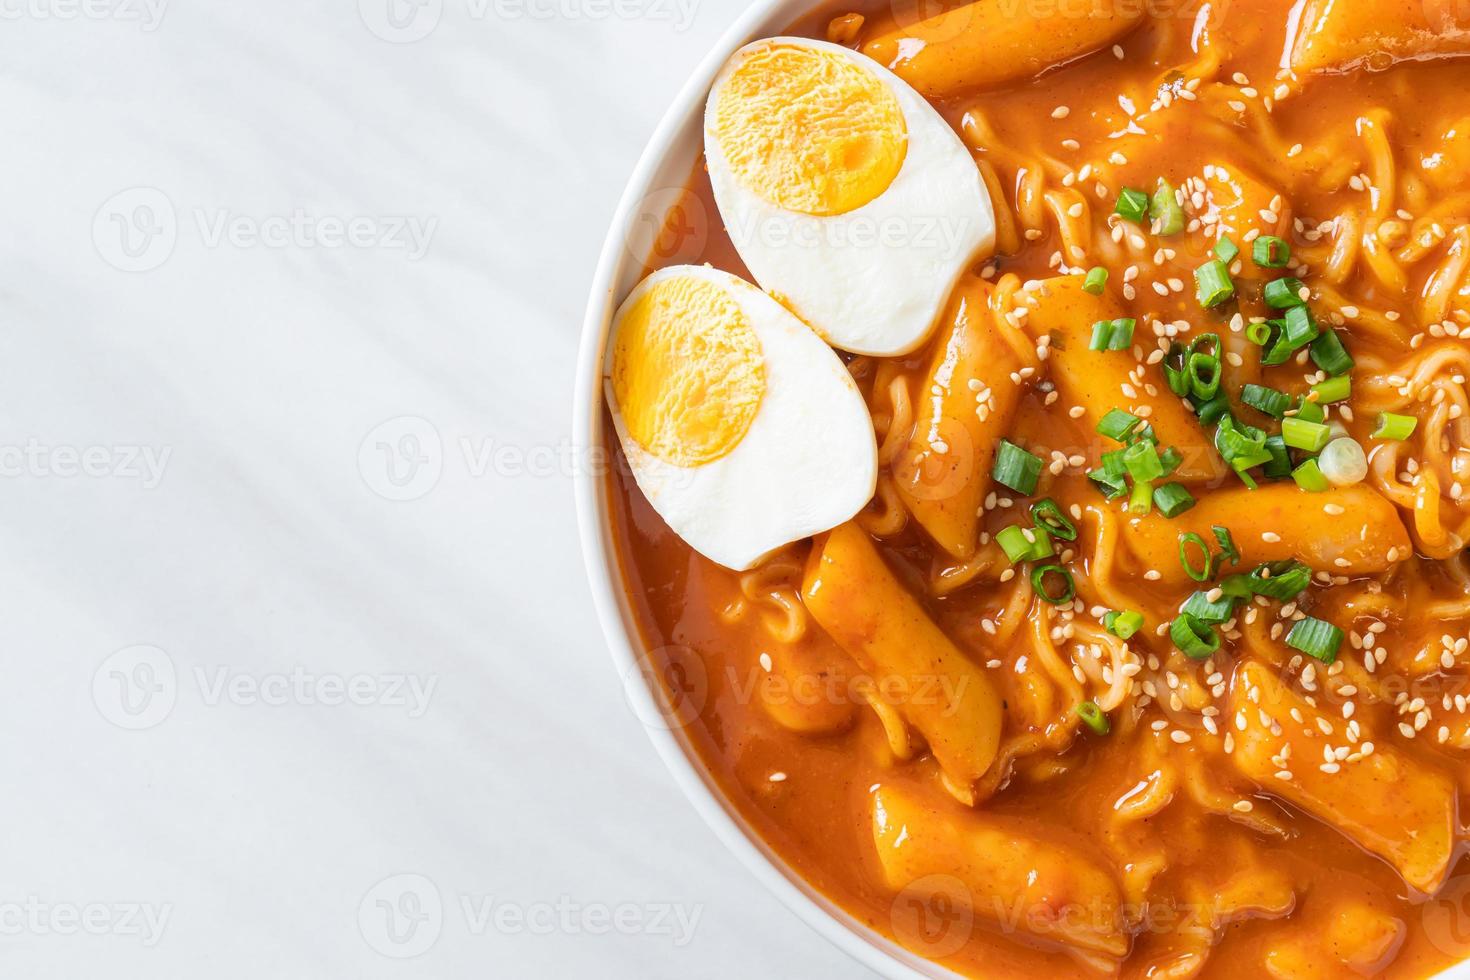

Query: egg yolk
712,43,907,216
612,276,766,467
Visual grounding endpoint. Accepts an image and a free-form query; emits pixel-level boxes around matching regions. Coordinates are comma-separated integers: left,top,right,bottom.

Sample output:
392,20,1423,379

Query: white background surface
0,0,872,975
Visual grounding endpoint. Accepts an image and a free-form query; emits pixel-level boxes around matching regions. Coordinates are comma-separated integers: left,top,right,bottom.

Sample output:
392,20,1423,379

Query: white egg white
604,265,878,571
704,37,996,357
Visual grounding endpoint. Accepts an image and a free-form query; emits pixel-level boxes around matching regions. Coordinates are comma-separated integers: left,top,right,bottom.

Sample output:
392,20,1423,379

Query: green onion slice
1214,236,1239,264
1286,616,1343,664
1310,329,1355,376
1152,482,1195,518
1150,180,1185,236
1031,564,1075,604
1282,305,1319,348
1311,375,1351,404
1030,498,1078,541
1171,613,1221,659
1104,609,1144,640
1242,384,1291,419
1282,417,1331,452
1179,532,1213,582
1252,235,1291,268
1263,277,1307,309
1115,187,1149,223
996,524,1052,563
1076,700,1111,735
1096,408,1142,442
1372,412,1418,441
1292,457,1329,492
993,439,1042,495
1083,266,1109,295
1182,589,1237,625
1195,259,1236,308
1212,525,1240,568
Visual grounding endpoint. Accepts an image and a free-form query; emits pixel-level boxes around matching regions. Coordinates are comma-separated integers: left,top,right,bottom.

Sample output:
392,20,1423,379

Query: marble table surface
0,0,874,975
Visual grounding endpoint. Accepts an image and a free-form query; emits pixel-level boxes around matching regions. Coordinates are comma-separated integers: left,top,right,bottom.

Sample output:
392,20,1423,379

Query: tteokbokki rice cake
600,0,1470,975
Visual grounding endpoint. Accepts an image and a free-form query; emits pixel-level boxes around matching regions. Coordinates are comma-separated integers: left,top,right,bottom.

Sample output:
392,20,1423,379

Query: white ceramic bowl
571,6,1470,978
571,1,947,974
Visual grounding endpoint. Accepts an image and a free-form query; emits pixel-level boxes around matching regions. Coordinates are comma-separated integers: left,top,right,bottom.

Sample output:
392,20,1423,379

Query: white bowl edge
570,0,954,975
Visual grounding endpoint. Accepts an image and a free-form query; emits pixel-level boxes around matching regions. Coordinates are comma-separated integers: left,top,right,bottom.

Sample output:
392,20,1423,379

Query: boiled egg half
704,37,995,356
605,264,877,570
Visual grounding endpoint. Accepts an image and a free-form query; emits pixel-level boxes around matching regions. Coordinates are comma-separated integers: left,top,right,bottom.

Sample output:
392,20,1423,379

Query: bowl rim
569,0,952,975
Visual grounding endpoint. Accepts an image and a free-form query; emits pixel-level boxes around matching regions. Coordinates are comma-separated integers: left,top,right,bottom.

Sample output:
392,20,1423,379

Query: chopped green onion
1215,236,1239,263
1245,320,1274,345
1171,613,1221,659
1263,277,1307,309
1263,434,1292,478
1104,610,1144,640
1187,352,1221,399
1311,375,1351,404
1115,186,1149,224
996,524,1052,563
1282,305,1319,348
1252,235,1291,268
1292,395,1325,423
1083,266,1109,294
1179,532,1213,582
1163,340,1190,396
1128,478,1154,515
1212,525,1240,568
1096,408,1142,442
1215,415,1271,470
1242,384,1292,418
1310,330,1355,376
1237,560,1311,601
1149,180,1185,236
1181,590,1237,625
1123,440,1165,482
1194,259,1235,308
1031,564,1075,604
1158,446,1183,476
1100,449,1129,480
1286,616,1343,664
1089,318,1136,352
993,439,1042,495
1372,412,1418,441
1318,437,1368,486
1292,457,1329,492
1031,498,1078,541
1076,700,1111,735
1282,417,1331,452
1260,321,1295,365
1088,467,1129,500
1195,391,1230,426
1152,482,1195,518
